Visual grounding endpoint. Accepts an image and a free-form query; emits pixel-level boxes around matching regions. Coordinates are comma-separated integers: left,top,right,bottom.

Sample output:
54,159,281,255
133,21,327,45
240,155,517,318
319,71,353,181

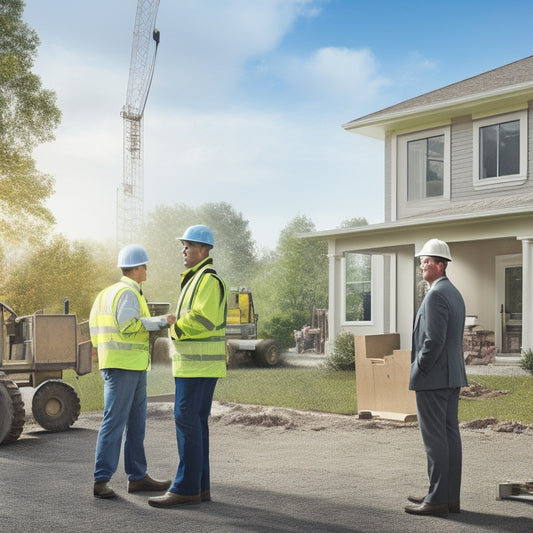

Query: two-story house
304,55,533,358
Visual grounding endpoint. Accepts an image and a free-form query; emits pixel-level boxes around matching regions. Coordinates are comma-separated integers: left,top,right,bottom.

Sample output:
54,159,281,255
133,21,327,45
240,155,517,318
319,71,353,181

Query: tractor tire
32,380,80,432
253,340,281,367
0,372,26,444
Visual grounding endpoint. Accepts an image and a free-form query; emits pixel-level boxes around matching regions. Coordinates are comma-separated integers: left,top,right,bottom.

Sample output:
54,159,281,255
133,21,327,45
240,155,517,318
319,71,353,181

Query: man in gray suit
405,238,467,517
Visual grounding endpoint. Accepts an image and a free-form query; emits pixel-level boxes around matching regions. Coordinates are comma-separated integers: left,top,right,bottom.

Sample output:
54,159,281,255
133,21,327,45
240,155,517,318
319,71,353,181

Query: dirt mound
211,402,414,431
461,417,533,433
460,381,509,399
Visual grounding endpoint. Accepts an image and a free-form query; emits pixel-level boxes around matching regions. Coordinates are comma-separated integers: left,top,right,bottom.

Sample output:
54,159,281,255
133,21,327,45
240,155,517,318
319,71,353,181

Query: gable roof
344,55,533,139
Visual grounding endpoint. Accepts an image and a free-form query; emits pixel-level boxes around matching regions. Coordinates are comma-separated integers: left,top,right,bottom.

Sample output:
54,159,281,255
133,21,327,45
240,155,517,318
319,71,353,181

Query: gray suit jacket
409,276,468,391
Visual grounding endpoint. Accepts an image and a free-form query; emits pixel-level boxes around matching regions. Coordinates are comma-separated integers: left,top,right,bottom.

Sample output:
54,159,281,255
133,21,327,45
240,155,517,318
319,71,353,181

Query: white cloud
280,47,389,110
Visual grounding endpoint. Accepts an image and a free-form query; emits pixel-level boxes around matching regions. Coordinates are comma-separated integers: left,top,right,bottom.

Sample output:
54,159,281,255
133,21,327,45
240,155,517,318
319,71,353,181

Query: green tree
0,0,61,247
252,215,328,344
0,235,114,318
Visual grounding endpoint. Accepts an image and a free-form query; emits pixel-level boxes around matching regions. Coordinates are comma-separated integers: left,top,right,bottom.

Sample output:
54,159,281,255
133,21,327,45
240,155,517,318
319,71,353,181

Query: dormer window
473,110,527,189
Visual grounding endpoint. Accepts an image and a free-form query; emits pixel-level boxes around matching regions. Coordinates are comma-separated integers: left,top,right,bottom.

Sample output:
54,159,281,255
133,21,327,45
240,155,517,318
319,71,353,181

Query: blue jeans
170,377,217,496
94,368,148,482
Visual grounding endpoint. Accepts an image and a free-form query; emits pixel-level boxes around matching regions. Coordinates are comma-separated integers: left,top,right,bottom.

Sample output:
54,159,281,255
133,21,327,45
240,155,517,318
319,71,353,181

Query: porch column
326,251,343,355
521,238,533,351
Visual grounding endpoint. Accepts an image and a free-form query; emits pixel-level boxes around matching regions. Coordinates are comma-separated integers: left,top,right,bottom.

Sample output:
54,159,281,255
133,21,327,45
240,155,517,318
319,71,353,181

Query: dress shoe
201,490,211,502
404,502,449,516
127,475,171,493
408,495,460,513
148,491,201,508
94,481,116,499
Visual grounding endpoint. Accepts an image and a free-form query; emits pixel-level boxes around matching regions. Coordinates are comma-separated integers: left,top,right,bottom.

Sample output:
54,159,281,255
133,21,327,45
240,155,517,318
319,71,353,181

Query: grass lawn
64,367,533,424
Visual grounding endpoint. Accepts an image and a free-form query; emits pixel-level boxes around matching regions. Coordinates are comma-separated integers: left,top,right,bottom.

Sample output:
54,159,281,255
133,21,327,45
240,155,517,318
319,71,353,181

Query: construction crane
117,0,160,248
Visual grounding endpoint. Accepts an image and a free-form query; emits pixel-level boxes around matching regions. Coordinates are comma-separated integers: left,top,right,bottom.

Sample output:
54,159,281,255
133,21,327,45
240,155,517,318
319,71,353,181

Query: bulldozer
225,288,281,367
0,301,92,444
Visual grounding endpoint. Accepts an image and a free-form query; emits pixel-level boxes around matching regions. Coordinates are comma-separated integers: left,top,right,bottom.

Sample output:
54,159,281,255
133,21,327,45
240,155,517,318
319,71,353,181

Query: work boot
201,490,211,501
127,475,171,493
148,491,201,507
94,481,116,499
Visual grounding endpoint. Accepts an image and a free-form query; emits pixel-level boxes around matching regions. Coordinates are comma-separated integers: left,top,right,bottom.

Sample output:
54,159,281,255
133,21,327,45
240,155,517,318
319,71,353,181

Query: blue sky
22,0,533,250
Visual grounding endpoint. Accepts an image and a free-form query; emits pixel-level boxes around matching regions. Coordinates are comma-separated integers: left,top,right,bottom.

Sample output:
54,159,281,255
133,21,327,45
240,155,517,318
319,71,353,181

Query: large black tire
252,340,281,367
32,380,80,432
0,373,26,444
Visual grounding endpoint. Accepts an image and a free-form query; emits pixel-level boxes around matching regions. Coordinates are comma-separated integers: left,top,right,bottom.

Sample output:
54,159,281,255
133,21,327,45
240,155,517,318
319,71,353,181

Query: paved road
2,397,533,532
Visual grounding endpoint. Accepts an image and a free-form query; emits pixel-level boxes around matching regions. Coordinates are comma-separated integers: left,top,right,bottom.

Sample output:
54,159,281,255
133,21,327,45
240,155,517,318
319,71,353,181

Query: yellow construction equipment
225,289,281,367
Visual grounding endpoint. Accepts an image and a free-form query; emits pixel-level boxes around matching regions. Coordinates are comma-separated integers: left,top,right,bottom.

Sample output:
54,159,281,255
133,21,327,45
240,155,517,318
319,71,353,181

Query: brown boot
94,481,116,499
148,491,201,508
127,475,171,493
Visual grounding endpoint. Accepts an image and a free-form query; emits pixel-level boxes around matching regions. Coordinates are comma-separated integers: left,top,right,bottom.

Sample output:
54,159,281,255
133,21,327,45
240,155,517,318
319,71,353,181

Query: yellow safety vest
171,258,227,378
89,277,151,370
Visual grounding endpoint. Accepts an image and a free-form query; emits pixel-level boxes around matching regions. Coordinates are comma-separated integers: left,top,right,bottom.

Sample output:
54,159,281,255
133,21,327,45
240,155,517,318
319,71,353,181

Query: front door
495,254,522,354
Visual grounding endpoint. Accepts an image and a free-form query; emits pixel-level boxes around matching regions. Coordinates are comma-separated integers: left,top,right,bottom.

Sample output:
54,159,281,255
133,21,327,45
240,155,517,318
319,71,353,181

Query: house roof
301,194,533,246
343,55,533,139
405,190,533,220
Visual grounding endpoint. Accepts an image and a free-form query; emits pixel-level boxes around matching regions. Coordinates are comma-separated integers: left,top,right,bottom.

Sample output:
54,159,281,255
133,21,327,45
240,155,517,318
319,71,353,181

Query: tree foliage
251,215,328,340
0,235,114,318
141,202,258,305
0,0,61,247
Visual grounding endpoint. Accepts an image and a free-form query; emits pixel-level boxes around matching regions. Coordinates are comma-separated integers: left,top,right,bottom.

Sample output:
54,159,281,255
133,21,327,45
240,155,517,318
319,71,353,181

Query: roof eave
300,204,533,242
342,82,533,140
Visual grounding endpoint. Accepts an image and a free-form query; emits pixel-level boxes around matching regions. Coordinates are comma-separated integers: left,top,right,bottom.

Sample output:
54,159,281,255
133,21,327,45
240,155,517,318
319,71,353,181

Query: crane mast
117,0,160,248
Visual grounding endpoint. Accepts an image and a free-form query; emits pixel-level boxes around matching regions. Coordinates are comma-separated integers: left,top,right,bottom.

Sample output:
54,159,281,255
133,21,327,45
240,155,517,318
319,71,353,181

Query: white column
520,238,533,351
326,251,343,356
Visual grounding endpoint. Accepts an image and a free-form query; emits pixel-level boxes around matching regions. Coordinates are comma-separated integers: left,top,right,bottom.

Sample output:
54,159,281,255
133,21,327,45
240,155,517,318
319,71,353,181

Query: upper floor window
397,126,450,216
473,110,527,189
407,135,444,200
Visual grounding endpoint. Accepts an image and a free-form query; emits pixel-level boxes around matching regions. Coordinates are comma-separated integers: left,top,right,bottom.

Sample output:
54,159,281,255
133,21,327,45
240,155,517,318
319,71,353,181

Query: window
397,126,450,215
480,120,519,178
407,135,444,200
345,253,371,322
473,111,527,189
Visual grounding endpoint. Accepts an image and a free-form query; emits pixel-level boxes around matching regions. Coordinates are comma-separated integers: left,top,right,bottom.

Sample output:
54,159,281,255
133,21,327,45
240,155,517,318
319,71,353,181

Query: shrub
324,331,355,371
519,348,533,374
259,310,308,349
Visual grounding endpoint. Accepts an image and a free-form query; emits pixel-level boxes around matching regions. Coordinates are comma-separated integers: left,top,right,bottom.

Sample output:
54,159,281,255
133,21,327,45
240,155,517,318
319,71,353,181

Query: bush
324,331,355,371
259,310,308,349
519,348,533,374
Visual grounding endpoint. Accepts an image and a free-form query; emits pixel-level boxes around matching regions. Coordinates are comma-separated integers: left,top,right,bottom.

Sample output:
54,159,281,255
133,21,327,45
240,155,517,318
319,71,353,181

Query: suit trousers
416,387,462,505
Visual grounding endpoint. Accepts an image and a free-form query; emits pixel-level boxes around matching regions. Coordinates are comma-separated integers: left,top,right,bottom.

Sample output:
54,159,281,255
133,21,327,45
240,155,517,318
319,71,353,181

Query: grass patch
459,375,533,424
64,367,533,425
214,367,357,414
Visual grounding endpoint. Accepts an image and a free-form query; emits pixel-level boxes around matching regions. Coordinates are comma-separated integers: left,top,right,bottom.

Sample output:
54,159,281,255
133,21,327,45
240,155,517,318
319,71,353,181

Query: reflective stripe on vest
89,279,150,370
172,261,227,378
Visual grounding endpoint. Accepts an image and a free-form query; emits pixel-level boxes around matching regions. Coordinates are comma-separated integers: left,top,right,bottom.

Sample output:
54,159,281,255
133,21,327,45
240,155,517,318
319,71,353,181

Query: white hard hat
415,239,452,261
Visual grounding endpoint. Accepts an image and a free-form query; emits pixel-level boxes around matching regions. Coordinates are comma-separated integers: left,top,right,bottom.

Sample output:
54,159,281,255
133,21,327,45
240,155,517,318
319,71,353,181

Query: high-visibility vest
89,277,151,370
171,259,227,378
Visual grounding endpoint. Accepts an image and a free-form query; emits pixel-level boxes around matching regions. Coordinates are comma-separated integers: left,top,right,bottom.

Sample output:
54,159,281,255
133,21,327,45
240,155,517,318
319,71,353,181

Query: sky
21,0,533,251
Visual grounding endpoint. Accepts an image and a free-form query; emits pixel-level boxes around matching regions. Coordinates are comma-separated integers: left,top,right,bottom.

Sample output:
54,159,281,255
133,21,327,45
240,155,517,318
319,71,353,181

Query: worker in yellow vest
149,225,227,508
90,244,176,499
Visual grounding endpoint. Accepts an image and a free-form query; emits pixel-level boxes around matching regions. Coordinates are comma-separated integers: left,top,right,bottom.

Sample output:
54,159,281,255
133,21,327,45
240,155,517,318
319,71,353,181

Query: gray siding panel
394,108,533,221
